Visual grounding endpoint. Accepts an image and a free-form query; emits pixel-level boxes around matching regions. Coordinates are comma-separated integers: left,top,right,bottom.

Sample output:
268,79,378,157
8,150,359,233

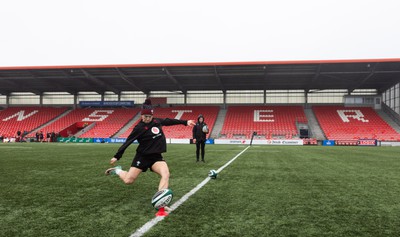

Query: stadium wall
383,83,400,115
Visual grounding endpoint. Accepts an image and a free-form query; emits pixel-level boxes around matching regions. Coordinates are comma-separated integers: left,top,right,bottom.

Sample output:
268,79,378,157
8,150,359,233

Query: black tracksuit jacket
114,118,188,160
192,122,207,142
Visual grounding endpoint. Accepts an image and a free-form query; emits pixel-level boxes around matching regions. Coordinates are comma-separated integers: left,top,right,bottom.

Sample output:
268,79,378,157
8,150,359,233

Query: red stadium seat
27,108,140,138
220,106,306,139
313,106,400,141
119,106,219,139
0,107,69,138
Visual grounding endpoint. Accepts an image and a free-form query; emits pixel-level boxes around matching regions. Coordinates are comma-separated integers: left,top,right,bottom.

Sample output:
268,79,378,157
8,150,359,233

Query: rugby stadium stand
3,105,400,142
0,106,68,138
79,108,140,138
118,106,219,139
220,106,307,139
313,106,400,141
29,108,139,138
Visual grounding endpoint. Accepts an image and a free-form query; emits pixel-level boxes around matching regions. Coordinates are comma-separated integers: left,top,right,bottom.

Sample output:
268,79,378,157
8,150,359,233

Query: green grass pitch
1,143,400,237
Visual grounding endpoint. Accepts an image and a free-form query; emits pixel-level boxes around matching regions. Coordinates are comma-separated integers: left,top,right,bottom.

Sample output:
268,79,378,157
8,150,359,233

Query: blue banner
79,101,134,107
110,138,127,143
93,138,138,143
322,140,335,146
205,139,214,144
93,138,111,143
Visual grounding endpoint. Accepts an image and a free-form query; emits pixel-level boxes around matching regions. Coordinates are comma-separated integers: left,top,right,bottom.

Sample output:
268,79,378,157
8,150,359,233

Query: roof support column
264,90,266,105
184,91,187,105
118,93,121,101
101,93,105,102
223,90,226,109
304,91,308,108
39,93,43,107
6,93,10,108
73,93,78,109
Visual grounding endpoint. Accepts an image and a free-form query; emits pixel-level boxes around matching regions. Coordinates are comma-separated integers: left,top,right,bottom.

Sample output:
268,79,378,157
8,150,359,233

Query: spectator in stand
46,132,51,142
16,130,22,142
39,131,44,142
35,132,40,142
51,132,56,142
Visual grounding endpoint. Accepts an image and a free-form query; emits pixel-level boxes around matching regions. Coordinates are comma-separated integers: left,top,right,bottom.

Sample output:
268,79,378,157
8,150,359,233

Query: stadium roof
1,59,400,95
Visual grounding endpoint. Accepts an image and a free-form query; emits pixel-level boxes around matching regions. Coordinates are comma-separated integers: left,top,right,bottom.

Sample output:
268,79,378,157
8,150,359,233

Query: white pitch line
129,145,251,237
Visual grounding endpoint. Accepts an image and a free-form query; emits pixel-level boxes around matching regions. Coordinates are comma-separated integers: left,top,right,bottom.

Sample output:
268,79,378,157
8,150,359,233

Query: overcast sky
0,0,399,67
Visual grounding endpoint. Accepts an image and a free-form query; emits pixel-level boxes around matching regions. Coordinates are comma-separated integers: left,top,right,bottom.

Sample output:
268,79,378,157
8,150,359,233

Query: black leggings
196,141,206,161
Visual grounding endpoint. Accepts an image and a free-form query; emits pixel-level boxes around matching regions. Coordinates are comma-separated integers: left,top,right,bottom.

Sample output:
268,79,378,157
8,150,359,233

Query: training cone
155,207,169,217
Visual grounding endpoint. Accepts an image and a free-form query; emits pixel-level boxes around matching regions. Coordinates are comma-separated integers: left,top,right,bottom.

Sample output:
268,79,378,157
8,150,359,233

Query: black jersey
114,118,187,160
192,122,207,142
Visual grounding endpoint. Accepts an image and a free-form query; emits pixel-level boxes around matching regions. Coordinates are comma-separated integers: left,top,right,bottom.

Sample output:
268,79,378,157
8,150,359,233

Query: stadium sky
0,0,399,67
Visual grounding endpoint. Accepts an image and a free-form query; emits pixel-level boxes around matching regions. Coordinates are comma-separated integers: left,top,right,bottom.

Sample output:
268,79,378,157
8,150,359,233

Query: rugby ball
151,189,173,209
208,169,218,179
202,125,209,133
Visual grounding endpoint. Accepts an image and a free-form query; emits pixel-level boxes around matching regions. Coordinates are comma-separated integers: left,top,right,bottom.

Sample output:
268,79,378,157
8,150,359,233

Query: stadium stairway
381,103,400,128
210,107,227,138
376,109,400,133
112,111,141,138
304,108,326,140
73,122,97,137
28,108,73,136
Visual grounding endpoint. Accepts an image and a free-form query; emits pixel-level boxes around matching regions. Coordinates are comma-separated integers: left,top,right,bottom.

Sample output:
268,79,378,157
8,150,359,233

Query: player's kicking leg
150,161,170,191
105,166,142,184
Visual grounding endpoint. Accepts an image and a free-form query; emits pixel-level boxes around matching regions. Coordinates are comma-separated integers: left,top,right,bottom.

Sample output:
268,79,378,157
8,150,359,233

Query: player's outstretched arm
160,118,196,126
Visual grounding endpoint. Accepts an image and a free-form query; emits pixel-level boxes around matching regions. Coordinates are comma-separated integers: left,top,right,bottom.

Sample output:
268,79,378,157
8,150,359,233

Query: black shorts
131,153,165,172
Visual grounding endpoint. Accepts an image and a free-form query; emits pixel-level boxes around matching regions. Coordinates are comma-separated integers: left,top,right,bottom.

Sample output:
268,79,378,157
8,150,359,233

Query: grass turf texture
0,143,399,237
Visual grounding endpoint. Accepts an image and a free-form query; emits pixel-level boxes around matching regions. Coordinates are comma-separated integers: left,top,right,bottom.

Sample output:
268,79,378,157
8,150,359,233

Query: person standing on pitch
192,114,209,162
105,99,196,191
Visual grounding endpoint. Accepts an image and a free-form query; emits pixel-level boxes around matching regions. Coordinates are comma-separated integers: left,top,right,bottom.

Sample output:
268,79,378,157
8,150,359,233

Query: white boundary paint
129,145,251,237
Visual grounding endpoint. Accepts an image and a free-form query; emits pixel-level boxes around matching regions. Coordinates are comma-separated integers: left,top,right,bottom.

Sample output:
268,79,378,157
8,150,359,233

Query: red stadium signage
357,139,377,146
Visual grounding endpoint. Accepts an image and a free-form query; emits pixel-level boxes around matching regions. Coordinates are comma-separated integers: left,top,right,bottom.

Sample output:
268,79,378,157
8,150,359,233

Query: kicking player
105,99,196,192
